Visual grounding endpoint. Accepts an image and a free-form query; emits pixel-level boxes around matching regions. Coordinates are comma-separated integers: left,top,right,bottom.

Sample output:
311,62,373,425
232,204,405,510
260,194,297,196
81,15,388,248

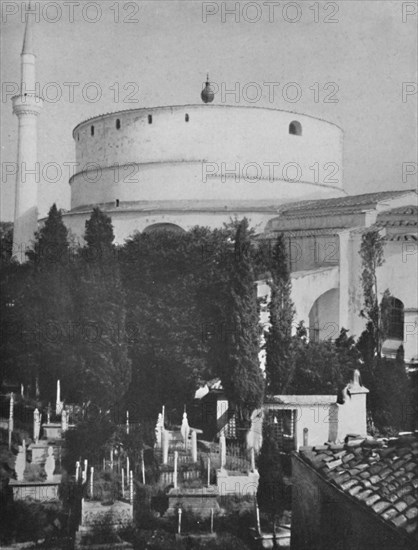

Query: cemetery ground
0,394,291,550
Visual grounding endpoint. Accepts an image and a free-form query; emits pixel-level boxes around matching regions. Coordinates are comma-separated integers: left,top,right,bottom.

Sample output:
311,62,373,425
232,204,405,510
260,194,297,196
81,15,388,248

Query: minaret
12,2,43,262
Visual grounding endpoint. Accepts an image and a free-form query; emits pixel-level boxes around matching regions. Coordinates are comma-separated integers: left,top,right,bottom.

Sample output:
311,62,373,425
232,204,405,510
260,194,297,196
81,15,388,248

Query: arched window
116,119,121,130
385,297,404,340
77,133,80,141
148,114,152,124
185,113,189,122
289,121,302,136
91,125,95,136
115,199,120,207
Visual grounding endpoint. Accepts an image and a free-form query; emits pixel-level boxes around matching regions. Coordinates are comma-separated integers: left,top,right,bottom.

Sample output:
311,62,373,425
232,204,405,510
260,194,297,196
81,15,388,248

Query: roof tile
405,507,418,520
326,458,342,470
348,485,363,497
381,508,399,521
390,514,408,528
333,473,351,485
403,495,416,507
365,494,381,507
371,501,391,514
340,479,358,491
357,489,373,501
369,475,381,485
342,453,355,463
394,500,408,513
370,464,383,475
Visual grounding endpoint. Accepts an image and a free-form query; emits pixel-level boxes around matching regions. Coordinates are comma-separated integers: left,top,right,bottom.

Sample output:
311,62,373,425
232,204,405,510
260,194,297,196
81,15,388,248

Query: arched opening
116,119,121,130
385,297,404,340
148,114,153,124
185,113,189,122
289,120,302,136
115,199,120,207
142,223,185,235
382,297,405,359
91,125,95,137
308,288,339,342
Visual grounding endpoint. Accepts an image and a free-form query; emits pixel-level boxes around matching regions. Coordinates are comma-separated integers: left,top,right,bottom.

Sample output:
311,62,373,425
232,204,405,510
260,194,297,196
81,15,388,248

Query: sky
1,0,417,221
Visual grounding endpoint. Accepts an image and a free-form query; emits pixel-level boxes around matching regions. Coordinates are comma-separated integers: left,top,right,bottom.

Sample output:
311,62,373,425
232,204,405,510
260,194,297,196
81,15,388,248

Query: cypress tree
72,208,131,409
28,203,69,266
84,207,115,258
257,423,286,547
24,204,75,400
264,234,295,394
220,219,264,424
358,229,385,356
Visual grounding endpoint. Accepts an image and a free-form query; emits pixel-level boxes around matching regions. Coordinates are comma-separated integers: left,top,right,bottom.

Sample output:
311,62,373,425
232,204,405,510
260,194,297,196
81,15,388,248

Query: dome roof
201,75,215,104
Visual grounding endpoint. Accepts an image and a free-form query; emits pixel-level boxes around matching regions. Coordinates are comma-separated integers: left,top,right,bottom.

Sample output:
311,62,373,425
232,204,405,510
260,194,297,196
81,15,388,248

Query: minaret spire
11,1,43,262
22,3,35,55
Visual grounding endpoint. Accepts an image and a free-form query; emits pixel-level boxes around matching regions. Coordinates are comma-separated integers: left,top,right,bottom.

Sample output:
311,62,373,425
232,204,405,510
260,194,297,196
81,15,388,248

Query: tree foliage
257,423,286,545
358,229,385,356
14,205,76,399
264,235,295,394
217,219,264,420
69,209,131,407
120,227,219,420
1,206,131,408
284,326,359,395
27,203,69,267
357,232,411,434
0,222,13,262
84,207,115,256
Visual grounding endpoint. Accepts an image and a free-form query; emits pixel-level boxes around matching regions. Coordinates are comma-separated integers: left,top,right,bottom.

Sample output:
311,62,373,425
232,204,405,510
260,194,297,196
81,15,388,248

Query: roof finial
201,72,214,104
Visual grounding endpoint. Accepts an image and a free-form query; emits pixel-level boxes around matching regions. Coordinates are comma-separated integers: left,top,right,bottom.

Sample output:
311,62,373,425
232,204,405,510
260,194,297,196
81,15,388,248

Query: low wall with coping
216,469,259,496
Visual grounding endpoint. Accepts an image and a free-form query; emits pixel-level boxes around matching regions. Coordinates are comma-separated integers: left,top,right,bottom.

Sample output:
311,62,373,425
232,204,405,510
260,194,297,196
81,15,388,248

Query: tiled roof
376,205,418,223
373,205,418,242
277,190,417,217
298,432,418,542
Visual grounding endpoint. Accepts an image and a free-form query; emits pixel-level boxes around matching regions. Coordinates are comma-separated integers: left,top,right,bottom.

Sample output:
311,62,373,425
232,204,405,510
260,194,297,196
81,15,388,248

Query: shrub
92,469,120,504
62,416,116,474
25,462,46,482
0,500,67,545
133,482,159,529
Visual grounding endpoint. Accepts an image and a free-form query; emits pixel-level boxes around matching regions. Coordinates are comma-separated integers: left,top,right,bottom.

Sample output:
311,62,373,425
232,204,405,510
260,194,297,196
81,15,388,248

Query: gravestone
45,446,55,480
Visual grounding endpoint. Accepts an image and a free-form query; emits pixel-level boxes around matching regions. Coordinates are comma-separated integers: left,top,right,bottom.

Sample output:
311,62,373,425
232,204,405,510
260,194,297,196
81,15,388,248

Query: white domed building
62,100,344,240
11,16,418,367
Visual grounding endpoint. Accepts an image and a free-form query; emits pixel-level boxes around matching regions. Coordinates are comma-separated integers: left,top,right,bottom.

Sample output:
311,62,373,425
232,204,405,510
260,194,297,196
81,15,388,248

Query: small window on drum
185,114,189,122
91,125,95,137
115,199,120,207
116,119,121,130
148,114,153,124
77,133,80,141
289,121,302,136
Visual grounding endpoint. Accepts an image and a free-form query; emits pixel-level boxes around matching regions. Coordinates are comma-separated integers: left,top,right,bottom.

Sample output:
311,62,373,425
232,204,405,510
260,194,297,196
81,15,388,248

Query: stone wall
216,470,259,496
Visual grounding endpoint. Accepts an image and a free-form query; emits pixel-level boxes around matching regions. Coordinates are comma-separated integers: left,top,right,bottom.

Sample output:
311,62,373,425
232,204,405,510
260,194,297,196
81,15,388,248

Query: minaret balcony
12,94,43,116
